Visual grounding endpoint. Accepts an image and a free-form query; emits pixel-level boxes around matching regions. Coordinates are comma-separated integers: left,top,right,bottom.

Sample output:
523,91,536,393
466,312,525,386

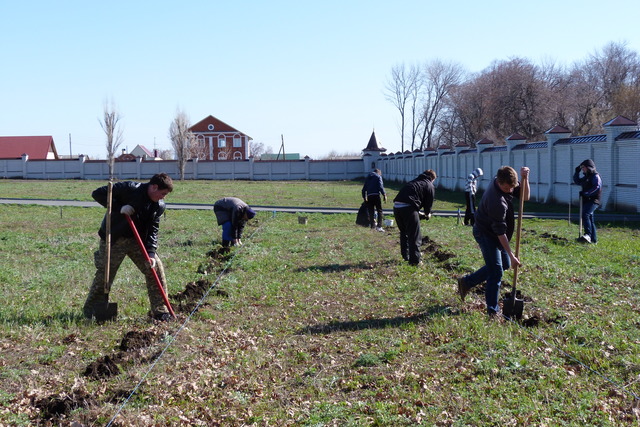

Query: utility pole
69,133,72,157
276,134,286,160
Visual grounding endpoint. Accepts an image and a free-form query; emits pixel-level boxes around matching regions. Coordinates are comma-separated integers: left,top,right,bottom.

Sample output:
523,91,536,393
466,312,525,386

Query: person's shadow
298,304,458,335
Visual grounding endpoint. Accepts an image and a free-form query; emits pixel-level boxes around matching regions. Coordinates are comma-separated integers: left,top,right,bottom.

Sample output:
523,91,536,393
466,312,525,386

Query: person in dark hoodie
464,167,483,226
83,173,174,321
213,197,256,247
457,166,530,317
361,169,387,231
573,159,602,244
393,169,437,266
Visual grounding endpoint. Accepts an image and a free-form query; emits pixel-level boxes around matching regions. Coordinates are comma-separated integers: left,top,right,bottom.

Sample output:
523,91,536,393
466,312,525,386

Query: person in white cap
464,167,483,226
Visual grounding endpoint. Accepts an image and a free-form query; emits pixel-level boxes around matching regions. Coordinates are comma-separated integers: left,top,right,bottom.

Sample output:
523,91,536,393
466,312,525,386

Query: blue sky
1,1,638,159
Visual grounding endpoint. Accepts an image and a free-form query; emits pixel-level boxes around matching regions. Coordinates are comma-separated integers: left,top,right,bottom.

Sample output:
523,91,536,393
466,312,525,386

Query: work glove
120,205,135,216
149,257,157,269
383,194,387,202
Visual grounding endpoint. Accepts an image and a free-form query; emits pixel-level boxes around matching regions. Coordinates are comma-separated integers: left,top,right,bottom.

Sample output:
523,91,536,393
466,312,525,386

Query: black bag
356,202,370,227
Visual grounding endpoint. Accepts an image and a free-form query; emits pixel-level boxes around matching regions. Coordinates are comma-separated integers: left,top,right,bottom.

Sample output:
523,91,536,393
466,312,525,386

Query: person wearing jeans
573,159,602,244
457,166,530,316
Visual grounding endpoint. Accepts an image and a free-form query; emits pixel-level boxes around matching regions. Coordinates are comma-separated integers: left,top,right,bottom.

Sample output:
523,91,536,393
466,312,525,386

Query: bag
356,202,370,227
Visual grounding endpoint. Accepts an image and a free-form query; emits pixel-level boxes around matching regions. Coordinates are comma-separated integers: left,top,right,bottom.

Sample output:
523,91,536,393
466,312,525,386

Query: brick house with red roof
189,115,251,160
0,136,59,159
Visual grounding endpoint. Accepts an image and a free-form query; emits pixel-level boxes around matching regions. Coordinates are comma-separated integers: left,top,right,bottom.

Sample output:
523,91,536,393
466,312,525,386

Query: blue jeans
464,227,511,314
582,200,598,243
221,221,233,246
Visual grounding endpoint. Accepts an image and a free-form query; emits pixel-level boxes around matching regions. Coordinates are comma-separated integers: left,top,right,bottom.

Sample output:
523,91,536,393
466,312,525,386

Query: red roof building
0,136,59,159
189,115,251,161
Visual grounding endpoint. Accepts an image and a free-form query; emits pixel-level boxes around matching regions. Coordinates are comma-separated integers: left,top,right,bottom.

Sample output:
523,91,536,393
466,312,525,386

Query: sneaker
152,312,173,322
577,234,591,243
457,276,470,302
376,227,384,232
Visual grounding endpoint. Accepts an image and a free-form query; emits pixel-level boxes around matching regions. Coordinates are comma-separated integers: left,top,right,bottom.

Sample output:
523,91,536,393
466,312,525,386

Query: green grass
0,178,567,214
0,181,639,425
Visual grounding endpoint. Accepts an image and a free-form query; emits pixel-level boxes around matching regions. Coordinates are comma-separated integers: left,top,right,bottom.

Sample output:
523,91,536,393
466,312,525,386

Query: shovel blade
94,302,118,322
502,297,524,320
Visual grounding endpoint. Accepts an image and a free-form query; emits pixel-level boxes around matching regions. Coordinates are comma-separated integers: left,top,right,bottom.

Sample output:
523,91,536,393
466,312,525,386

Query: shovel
579,195,583,239
125,214,176,319
94,181,118,321
503,174,527,320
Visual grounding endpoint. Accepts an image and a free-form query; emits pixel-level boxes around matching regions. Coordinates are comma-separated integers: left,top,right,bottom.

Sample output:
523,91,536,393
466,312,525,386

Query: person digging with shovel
573,159,602,244
83,173,174,322
456,166,530,318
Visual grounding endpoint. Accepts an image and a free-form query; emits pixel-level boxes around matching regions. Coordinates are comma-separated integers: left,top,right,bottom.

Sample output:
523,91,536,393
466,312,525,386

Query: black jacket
361,172,386,198
573,159,602,205
393,173,435,215
93,181,165,258
474,179,522,242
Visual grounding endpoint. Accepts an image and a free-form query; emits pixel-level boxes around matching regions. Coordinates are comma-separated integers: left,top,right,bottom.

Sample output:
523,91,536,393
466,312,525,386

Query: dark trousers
394,206,421,265
464,192,476,225
365,195,383,228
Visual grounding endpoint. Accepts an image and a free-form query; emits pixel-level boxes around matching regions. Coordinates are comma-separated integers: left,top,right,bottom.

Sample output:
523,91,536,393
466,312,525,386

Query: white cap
474,167,484,177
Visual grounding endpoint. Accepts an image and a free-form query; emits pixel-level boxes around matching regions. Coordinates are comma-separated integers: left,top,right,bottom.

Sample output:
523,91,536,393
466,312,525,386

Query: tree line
385,41,640,152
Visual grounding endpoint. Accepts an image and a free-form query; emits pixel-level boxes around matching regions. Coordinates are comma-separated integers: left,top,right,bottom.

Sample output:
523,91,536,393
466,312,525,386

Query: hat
246,208,256,219
580,159,595,169
473,167,484,177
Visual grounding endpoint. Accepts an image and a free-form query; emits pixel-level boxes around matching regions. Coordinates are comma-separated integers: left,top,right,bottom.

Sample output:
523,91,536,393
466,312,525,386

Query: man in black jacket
83,173,174,321
361,169,387,231
393,169,437,265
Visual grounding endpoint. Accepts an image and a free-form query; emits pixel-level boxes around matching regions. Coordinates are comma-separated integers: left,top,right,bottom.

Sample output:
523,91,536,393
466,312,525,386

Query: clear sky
1,1,638,159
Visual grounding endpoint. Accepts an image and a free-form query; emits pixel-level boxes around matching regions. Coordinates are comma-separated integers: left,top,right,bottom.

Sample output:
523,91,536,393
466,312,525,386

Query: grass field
0,180,639,425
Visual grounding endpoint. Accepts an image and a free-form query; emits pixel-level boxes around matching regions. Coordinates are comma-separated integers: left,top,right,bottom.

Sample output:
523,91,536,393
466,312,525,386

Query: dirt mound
421,235,457,268
120,330,156,351
83,354,121,380
35,390,97,421
525,229,569,244
206,246,231,261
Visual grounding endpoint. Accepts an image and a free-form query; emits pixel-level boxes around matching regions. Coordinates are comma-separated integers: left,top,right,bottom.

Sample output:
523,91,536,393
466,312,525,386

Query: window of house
218,151,227,160
218,135,226,148
233,134,242,147
208,124,215,131
233,151,242,160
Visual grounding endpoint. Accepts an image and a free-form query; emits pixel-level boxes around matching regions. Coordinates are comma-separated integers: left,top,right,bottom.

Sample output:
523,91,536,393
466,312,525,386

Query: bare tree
385,63,420,151
417,60,465,149
100,100,124,179
157,149,174,160
250,141,266,158
168,109,193,180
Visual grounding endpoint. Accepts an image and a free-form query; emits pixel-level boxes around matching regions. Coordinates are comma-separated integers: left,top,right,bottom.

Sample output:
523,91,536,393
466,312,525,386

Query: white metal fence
1,121,639,212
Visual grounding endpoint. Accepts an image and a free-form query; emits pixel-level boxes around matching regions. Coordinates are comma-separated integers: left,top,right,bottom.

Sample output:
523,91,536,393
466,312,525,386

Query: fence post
21,153,29,178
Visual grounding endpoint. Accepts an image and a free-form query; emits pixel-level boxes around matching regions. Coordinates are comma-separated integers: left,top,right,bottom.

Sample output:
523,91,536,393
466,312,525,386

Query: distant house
189,115,251,161
0,136,59,159
130,145,159,160
117,145,160,161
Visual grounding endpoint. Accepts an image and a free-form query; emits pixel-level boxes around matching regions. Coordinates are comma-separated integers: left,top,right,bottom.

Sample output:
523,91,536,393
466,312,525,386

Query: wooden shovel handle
512,175,527,293
104,181,113,294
